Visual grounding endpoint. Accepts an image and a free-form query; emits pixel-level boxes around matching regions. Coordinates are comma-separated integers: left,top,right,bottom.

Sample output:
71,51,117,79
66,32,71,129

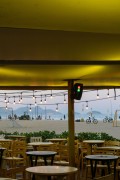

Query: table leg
90,159,94,179
35,156,38,166
0,150,4,168
114,159,117,180
94,160,97,178
32,174,35,180
30,156,33,167
106,160,111,174
44,157,47,165
51,155,55,165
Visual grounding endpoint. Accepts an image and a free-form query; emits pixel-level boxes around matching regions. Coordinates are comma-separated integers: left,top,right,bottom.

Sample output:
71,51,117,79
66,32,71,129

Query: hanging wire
33,90,35,99
7,97,9,105
114,88,116,100
44,95,46,103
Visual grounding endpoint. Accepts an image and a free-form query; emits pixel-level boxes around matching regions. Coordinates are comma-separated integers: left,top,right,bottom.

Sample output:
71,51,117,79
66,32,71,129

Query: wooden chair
34,143,60,165
30,137,42,142
53,144,69,166
0,141,12,157
79,142,88,175
104,140,120,146
113,150,120,180
54,142,81,180
85,147,116,180
53,142,81,167
2,140,27,179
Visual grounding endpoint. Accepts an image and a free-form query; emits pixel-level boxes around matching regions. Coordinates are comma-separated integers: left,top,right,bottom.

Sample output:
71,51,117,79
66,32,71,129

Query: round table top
85,154,118,160
26,151,57,156
0,147,6,151
26,166,78,176
83,140,105,144
28,142,53,146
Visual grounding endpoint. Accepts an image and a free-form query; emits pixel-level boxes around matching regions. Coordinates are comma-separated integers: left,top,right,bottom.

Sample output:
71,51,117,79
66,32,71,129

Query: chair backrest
104,140,120,146
74,142,81,168
93,146,116,156
58,144,69,162
37,143,58,152
11,140,27,164
0,141,12,156
30,137,42,142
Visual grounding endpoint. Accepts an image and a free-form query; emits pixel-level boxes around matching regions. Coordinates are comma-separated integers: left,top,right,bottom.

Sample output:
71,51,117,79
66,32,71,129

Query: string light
64,94,66,103
51,90,53,99
97,90,99,99
107,89,110,98
0,89,119,111
13,96,16,104
4,93,7,102
21,92,22,102
19,96,21,103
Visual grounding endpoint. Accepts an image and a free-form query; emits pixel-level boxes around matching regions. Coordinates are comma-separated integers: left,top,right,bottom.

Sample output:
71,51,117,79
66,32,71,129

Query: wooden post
68,80,75,167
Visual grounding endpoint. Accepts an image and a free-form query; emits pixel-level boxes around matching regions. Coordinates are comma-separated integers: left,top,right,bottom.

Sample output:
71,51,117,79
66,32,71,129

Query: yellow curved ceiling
0,0,120,88
0,0,120,34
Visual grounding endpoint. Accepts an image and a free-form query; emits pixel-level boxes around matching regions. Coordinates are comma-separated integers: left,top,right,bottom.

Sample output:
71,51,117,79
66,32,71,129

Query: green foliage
77,132,118,142
0,130,119,143
58,131,69,138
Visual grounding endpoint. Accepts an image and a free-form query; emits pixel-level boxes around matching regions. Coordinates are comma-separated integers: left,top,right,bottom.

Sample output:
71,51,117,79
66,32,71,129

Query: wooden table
83,140,105,155
26,165,78,180
26,151,57,166
28,142,53,150
46,138,67,144
85,154,118,180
